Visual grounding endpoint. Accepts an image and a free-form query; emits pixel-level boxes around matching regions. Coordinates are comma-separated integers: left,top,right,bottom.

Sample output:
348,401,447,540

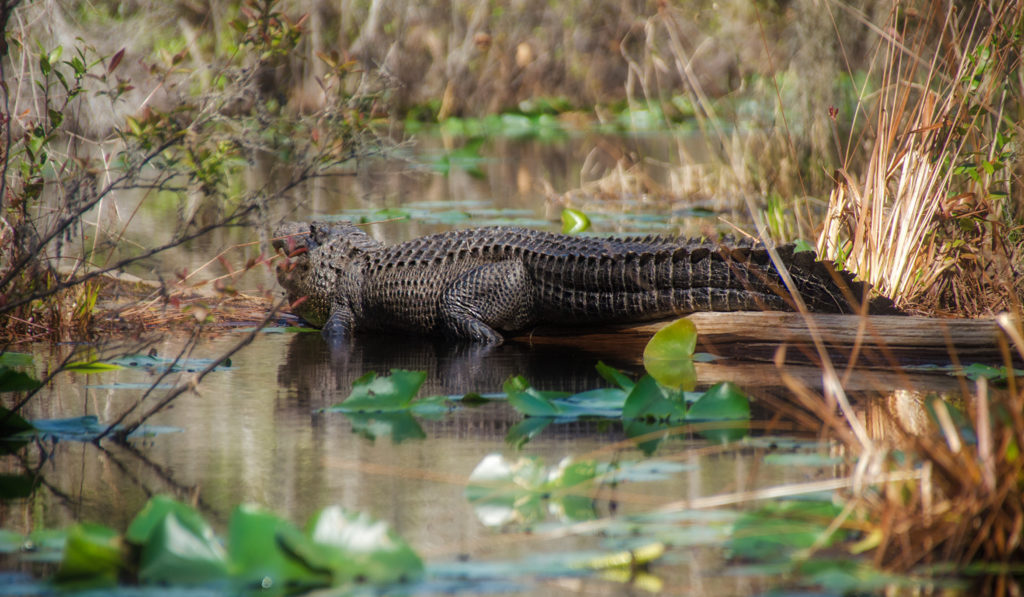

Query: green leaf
138,512,229,584
227,504,330,590
0,368,40,393
56,523,124,585
687,382,751,443
0,352,33,368
687,382,750,421
595,361,635,391
329,370,427,412
727,500,844,561
465,454,598,526
959,363,1024,383
622,375,686,422
0,529,25,553
306,506,424,584
63,360,123,373
560,208,591,234
126,495,218,546
643,319,697,390
503,375,566,416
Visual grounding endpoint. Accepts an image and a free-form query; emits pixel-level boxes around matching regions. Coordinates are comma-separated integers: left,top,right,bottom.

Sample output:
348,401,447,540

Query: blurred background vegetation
1,0,1022,338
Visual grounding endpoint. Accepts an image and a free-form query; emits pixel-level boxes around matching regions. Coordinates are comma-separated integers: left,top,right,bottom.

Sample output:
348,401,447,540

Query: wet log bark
517,313,1010,367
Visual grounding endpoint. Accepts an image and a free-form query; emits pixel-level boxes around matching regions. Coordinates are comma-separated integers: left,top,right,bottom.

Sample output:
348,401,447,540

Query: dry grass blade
818,2,1024,314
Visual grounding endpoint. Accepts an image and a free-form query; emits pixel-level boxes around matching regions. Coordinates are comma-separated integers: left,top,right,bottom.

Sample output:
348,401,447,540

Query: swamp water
0,131,994,594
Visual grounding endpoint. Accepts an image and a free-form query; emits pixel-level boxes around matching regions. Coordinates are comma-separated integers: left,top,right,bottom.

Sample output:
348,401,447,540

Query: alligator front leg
322,298,356,343
440,261,535,344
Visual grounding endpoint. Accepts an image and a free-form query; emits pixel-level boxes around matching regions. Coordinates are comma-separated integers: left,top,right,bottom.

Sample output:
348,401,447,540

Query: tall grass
818,2,1024,314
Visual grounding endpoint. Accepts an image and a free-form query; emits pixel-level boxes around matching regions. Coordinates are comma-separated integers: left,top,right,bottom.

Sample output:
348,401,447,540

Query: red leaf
108,48,125,74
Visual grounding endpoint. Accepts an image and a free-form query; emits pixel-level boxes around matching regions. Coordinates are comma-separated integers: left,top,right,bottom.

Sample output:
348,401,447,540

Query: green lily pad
63,360,123,373
0,352,33,368
503,375,567,417
138,511,229,585
466,454,598,526
727,500,844,561
56,523,124,585
345,411,427,443
622,375,686,422
227,504,330,591
642,319,697,390
327,370,429,412
595,361,635,391
561,208,591,234
687,382,750,421
305,506,424,584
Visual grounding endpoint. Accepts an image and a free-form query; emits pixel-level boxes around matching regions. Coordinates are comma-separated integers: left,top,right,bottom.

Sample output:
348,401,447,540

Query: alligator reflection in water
276,332,643,442
277,332,633,403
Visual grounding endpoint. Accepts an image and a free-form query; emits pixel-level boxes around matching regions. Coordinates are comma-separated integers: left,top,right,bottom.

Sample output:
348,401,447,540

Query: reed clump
818,1,1024,316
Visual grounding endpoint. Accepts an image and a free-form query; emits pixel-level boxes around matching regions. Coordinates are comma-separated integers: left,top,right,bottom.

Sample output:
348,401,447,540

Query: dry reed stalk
818,1,1023,312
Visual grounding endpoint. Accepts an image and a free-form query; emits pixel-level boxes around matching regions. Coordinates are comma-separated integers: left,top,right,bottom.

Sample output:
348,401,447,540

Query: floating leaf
126,495,219,547
505,417,553,448
687,382,750,421
466,454,598,526
503,375,566,417
228,504,330,590
56,523,124,585
0,352,33,368
345,411,426,443
727,500,843,561
63,360,123,373
622,375,686,422
306,506,424,585
138,511,229,585
643,319,697,390
328,370,428,412
960,363,1024,383
560,208,591,234
595,361,635,391
0,529,25,553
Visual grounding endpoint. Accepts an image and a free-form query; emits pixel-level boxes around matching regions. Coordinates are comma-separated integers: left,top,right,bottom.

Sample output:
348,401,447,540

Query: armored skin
273,221,896,344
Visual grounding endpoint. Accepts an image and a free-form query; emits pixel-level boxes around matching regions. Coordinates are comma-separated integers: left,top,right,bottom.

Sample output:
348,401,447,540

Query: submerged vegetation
2,0,1024,594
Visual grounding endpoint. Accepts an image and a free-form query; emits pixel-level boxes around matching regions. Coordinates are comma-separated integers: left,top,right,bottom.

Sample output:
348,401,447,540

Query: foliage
10,494,423,593
322,369,452,443
0,0,387,341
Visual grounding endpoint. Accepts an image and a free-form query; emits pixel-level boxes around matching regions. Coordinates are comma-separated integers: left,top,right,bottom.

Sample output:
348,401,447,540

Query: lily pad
305,506,424,584
560,208,591,234
56,523,124,585
0,352,33,368
642,319,697,390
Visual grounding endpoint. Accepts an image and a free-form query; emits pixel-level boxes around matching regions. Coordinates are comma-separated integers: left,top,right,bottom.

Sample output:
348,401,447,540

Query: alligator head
272,221,382,327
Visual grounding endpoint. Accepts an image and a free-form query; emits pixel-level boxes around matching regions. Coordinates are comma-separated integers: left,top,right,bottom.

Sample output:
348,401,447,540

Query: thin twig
113,300,285,440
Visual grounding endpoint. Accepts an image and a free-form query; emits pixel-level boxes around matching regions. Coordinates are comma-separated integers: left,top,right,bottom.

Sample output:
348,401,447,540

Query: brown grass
818,2,1024,315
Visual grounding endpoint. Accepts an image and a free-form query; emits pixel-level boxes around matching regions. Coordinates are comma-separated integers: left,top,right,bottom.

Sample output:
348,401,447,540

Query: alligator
272,221,898,344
